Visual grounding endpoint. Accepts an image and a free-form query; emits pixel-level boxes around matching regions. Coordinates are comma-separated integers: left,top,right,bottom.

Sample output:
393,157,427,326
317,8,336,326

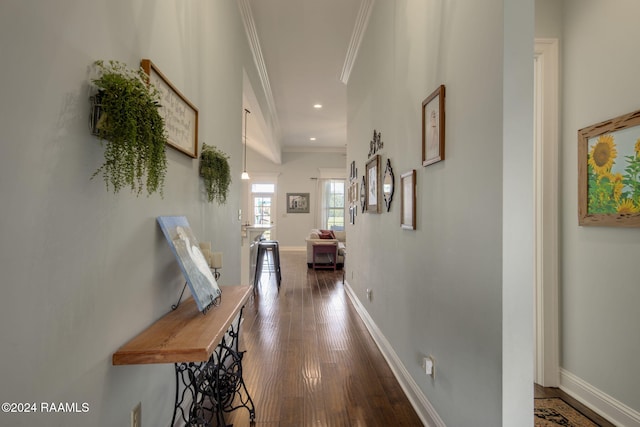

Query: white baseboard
560,368,640,427
343,281,445,427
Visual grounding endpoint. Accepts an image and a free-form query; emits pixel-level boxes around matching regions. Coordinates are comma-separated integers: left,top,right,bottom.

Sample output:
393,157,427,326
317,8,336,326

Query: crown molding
340,0,375,84
282,145,347,154
237,0,281,139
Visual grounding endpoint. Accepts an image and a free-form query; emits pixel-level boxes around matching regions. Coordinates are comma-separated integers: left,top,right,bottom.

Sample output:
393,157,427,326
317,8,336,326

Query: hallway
226,250,423,426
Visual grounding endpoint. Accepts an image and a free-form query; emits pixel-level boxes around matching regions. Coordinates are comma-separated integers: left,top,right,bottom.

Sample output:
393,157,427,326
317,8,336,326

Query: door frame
533,38,560,387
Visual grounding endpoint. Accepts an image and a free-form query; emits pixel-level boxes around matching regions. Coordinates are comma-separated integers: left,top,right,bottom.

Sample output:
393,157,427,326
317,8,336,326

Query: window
251,183,275,239
322,180,345,231
253,196,271,226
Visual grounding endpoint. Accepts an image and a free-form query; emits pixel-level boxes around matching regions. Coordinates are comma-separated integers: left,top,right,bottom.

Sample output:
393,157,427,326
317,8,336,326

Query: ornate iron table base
171,308,255,426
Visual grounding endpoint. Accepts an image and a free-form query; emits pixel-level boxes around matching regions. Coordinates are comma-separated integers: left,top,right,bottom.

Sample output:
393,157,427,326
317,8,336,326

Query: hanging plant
199,143,232,204
90,59,168,196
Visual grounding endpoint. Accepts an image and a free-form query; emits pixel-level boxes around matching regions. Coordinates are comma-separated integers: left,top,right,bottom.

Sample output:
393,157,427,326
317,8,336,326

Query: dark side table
312,242,338,271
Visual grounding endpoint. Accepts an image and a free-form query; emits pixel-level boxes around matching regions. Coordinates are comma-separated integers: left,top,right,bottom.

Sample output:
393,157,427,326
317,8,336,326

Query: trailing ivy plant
199,143,232,204
91,60,168,196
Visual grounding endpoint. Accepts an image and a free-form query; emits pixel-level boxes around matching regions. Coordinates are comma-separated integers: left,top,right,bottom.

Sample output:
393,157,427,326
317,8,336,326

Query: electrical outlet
366,288,372,301
423,355,435,378
131,402,141,427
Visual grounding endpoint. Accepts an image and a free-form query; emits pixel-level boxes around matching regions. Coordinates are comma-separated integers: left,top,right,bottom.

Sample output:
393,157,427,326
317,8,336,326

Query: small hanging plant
90,60,168,196
199,143,232,204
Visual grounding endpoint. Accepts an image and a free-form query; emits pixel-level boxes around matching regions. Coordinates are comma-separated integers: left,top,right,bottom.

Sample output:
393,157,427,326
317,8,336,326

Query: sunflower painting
586,132,640,214
579,109,640,226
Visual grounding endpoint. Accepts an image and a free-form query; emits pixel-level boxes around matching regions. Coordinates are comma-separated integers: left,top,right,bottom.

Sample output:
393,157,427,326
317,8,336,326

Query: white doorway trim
534,38,560,387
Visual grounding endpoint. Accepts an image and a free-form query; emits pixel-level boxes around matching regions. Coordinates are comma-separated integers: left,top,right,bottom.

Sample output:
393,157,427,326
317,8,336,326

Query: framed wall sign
578,108,640,226
141,59,199,158
401,170,416,230
366,155,381,213
422,84,446,167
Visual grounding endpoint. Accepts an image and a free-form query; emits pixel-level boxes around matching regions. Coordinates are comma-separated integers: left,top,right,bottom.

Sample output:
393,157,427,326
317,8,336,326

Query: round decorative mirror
383,158,394,212
360,176,367,212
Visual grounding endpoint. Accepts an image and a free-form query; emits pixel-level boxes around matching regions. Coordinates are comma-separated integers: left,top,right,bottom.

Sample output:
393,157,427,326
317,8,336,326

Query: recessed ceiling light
310,137,316,141
313,104,322,109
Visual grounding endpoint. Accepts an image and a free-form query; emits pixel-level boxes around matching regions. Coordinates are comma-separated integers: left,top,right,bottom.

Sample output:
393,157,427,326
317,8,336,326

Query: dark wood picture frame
366,155,381,213
578,109,640,226
383,158,395,212
401,170,416,230
141,59,199,158
349,160,357,181
286,193,310,213
360,175,367,212
349,181,358,225
422,85,446,167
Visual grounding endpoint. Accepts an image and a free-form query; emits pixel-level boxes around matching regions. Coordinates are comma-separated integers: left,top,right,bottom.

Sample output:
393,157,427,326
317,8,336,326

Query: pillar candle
211,252,223,269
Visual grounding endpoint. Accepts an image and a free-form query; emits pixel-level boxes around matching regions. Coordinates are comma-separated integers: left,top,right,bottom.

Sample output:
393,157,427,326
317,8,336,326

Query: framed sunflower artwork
578,108,640,226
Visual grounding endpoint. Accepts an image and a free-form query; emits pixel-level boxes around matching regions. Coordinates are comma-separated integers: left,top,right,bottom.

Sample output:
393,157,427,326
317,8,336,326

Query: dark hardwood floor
226,250,424,426
534,383,616,426
226,251,615,426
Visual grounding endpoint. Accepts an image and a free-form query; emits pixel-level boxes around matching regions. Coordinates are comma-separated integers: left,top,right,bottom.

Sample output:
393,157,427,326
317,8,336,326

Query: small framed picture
401,170,416,230
349,160,357,181
286,193,310,213
366,155,381,213
360,176,367,212
422,85,446,167
349,181,358,208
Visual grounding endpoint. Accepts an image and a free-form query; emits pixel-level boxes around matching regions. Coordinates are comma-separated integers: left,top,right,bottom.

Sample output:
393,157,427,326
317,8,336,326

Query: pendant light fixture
241,108,251,180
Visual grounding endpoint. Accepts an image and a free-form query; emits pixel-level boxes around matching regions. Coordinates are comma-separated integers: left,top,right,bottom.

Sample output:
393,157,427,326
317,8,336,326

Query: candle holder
209,251,223,281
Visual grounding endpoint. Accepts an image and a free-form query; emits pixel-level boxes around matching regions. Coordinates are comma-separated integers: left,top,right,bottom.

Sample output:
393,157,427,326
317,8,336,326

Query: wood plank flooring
225,251,613,426
226,250,423,426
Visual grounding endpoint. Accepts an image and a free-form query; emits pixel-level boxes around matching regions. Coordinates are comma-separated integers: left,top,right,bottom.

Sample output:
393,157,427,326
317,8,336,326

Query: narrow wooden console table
113,285,255,426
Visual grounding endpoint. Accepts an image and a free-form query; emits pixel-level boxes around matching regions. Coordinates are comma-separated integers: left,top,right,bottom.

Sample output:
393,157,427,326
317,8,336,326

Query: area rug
534,398,600,426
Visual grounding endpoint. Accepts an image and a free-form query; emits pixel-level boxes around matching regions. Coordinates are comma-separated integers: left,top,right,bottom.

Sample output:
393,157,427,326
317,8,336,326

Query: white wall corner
344,282,446,427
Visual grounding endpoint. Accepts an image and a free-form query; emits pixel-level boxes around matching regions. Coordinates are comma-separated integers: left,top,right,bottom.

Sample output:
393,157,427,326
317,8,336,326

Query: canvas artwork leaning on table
157,216,222,312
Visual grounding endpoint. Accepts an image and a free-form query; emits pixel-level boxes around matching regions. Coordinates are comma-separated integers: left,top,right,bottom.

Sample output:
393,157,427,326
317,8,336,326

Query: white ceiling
241,0,369,158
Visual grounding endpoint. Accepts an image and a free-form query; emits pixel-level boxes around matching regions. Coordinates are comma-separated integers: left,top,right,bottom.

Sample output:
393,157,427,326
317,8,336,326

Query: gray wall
346,1,533,425
535,0,563,39
558,0,640,413
0,1,263,426
246,148,347,247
